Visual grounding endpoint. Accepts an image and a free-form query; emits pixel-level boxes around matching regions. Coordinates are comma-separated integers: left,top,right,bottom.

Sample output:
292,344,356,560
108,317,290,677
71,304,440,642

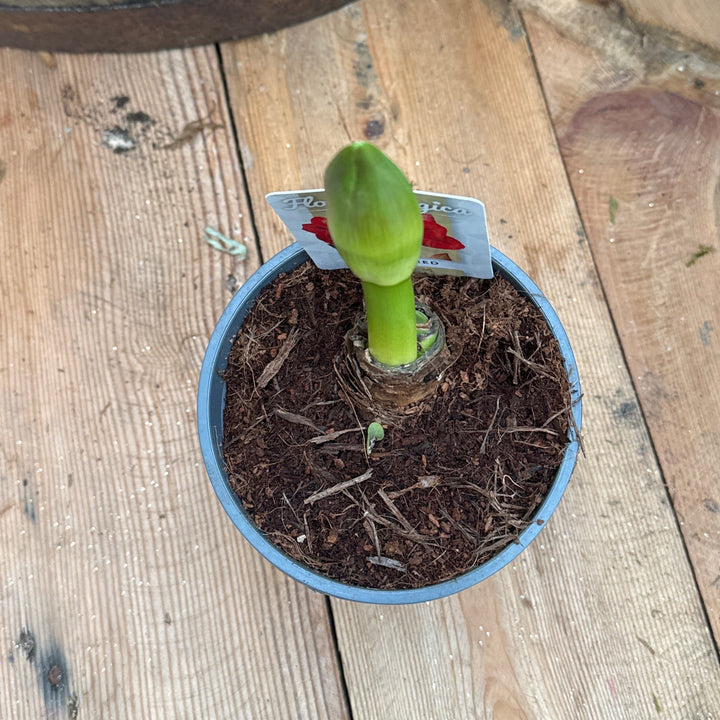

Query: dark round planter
198,243,582,604
0,0,351,53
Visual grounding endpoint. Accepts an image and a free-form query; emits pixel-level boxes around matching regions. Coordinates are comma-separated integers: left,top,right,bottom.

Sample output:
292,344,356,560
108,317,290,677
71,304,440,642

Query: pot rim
198,243,582,604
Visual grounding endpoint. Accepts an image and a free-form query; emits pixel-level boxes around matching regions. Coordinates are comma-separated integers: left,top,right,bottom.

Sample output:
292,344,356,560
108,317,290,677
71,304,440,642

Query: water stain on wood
125,110,154,125
363,117,384,139
60,85,174,154
612,400,640,426
699,320,714,346
353,39,377,89
61,84,79,119
39,641,73,713
16,628,36,662
601,389,642,429
102,102,157,154
481,0,525,41
109,94,130,112
22,474,36,523
14,629,78,719
564,89,705,152
102,125,136,154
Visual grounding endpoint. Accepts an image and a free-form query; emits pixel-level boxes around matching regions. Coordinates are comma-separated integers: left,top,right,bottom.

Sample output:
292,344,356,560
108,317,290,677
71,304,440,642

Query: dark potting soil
222,262,572,590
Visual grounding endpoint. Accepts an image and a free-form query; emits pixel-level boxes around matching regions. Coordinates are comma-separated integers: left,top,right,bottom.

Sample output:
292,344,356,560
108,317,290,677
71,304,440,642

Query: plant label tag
266,189,493,279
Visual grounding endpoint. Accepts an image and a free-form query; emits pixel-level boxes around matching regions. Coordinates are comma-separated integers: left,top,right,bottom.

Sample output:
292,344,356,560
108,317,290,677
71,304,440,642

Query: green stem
361,278,417,366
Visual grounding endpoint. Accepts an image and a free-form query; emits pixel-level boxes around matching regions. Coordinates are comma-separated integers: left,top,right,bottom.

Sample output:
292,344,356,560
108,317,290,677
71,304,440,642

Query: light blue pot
198,243,582,604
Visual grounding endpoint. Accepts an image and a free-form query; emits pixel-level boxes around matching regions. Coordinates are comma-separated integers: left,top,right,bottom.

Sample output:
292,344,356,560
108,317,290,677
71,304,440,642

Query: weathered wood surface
518,0,720,645
0,47,347,718
621,0,720,53
224,0,720,718
3,0,720,718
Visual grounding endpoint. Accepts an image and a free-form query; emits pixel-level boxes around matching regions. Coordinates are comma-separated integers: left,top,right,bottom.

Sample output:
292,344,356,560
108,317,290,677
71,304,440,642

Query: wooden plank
521,0,720,56
520,0,720,645
222,0,720,717
622,0,720,53
0,47,347,719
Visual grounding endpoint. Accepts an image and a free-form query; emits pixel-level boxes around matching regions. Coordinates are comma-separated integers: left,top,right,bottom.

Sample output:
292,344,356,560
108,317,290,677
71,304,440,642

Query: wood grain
223,0,720,717
521,0,720,645
0,47,347,719
622,0,720,52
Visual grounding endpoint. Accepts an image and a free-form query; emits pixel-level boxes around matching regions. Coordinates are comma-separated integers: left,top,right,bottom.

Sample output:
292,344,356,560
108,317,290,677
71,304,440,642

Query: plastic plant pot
197,243,582,604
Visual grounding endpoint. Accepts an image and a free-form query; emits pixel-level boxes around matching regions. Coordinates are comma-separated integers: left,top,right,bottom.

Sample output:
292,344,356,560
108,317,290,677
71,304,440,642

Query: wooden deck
2,1,719,717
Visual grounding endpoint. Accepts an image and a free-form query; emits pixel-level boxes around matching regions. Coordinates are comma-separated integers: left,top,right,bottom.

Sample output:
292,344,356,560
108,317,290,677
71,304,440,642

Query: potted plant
198,142,582,604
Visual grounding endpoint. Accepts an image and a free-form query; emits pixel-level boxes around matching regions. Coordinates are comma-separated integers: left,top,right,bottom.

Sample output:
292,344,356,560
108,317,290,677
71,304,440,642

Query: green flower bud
324,142,422,287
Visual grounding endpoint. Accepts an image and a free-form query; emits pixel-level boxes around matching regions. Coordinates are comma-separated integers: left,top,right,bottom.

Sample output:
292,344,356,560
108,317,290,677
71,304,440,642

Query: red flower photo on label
301,216,333,244
421,214,464,250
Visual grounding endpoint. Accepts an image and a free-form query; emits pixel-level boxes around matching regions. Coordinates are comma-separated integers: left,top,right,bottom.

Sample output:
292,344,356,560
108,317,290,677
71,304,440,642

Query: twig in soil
448,480,493,500
282,492,301,523
511,330,522,385
309,427,363,444
257,328,300,389
479,396,501,454
274,407,324,433
301,398,344,412
540,401,576,430
303,512,314,554
317,443,367,454
438,507,477,544
543,395,585,455
304,456,341,486
357,499,435,548
386,475,440,499
377,489,421,536
336,382,370,461
478,304,487,348
502,426,559,437
268,530,326,570
512,438,556,450
304,469,373,505
506,347,556,381
471,535,518,564
363,517,382,557
367,556,406,572
567,396,586,456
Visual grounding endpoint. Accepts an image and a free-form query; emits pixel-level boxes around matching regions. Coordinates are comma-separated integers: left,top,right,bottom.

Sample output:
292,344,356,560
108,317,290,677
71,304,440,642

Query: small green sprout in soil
366,421,385,455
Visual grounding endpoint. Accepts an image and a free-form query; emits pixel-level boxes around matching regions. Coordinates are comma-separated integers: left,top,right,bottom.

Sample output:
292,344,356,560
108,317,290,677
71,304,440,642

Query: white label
265,188,493,278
